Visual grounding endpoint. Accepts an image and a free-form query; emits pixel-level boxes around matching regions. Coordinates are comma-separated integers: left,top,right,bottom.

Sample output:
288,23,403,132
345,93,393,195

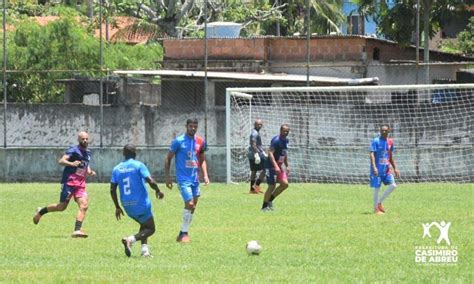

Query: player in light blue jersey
370,125,400,215
165,118,209,243
110,144,164,257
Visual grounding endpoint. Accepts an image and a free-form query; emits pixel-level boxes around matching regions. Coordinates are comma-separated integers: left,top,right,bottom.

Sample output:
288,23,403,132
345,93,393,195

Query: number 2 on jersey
123,177,131,195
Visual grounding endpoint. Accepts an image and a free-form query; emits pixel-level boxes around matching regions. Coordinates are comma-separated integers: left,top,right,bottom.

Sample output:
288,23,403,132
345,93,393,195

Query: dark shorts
249,158,264,172
59,184,87,203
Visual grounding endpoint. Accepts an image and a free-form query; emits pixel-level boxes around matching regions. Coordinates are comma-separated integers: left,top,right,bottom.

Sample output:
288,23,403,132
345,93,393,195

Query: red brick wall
163,38,266,60
266,37,366,61
163,37,428,63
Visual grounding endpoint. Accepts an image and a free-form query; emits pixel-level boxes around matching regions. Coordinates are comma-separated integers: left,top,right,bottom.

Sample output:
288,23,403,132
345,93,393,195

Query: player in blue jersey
247,119,266,194
165,118,209,243
110,144,164,257
370,125,401,215
33,131,96,238
262,124,290,211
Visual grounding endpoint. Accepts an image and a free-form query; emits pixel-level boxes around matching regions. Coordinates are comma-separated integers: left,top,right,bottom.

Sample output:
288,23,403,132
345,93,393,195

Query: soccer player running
370,124,401,215
261,124,290,211
247,119,266,194
110,144,164,257
165,118,209,243
33,131,96,238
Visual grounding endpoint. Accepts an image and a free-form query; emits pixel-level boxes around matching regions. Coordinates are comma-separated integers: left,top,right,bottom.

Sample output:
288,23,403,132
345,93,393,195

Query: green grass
0,183,472,282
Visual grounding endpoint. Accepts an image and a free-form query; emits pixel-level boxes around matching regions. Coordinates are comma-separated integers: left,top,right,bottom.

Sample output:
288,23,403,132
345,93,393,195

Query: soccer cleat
377,203,385,213
268,201,275,210
71,230,89,238
176,232,191,243
252,185,263,194
122,238,132,257
141,251,153,258
261,206,272,212
33,207,42,225
375,209,384,215
249,189,259,194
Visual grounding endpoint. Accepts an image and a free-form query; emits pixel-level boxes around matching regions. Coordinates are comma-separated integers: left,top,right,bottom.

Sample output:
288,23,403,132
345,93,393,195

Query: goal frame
225,84,474,184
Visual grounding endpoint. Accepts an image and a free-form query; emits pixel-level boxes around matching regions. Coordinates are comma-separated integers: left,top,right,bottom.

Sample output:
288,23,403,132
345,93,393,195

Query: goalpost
226,84,474,184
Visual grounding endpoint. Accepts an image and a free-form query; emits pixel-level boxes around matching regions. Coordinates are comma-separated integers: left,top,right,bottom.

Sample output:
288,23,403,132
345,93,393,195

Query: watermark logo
415,221,458,265
422,221,451,245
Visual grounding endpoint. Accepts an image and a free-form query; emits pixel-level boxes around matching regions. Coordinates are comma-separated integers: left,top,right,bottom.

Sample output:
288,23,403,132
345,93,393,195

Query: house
160,36,473,85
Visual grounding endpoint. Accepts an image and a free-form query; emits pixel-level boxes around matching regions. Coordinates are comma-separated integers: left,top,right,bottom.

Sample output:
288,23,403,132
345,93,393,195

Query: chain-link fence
0,0,472,148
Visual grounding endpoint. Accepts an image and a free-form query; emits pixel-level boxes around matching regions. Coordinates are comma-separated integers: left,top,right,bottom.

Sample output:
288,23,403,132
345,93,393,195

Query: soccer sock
39,207,48,215
74,220,82,231
256,179,262,186
141,244,149,253
269,194,275,202
127,235,137,244
373,188,380,211
180,209,193,233
380,184,396,203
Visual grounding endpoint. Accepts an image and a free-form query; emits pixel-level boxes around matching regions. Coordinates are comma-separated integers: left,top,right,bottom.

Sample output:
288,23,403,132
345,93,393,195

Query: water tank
205,22,242,38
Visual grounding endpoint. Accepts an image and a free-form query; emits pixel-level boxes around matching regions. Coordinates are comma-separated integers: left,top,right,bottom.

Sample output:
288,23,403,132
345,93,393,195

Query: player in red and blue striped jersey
33,131,96,238
262,124,290,211
165,118,209,243
370,125,401,215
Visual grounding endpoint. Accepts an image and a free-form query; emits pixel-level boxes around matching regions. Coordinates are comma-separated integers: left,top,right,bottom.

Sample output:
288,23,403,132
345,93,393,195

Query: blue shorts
125,205,153,224
178,181,200,202
370,174,395,188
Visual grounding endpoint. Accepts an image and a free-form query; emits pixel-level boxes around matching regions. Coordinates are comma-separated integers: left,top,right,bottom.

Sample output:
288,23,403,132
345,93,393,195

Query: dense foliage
1,13,162,103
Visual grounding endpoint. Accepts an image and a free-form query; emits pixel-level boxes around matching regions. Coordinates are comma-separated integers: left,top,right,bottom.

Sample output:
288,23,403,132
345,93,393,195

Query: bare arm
370,152,378,176
251,141,259,154
110,183,124,220
146,176,164,199
87,166,96,176
164,152,175,189
199,152,210,185
268,149,280,173
389,153,401,178
58,154,81,167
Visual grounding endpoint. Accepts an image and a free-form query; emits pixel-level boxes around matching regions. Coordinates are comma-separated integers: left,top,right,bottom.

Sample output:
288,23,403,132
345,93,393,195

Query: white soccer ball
246,240,262,255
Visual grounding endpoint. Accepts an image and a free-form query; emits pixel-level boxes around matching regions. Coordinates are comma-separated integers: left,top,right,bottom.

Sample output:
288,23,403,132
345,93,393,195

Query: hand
165,176,173,189
89,170,96,177
71,161,82,167
203,175,210,185
274,166,281,175
115,207,124,220
394,169,401,178
373,167,378,177
156,190,164,199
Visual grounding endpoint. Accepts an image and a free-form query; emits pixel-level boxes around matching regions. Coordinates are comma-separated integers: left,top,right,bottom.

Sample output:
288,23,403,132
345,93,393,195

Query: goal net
226,84,474,184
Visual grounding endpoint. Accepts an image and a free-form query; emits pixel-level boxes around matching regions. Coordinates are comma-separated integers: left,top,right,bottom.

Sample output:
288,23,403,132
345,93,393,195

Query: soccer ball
246,240,262,255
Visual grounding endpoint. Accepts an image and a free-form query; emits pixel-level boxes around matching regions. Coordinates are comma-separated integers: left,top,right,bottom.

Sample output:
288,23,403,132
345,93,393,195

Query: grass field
0,183,472,282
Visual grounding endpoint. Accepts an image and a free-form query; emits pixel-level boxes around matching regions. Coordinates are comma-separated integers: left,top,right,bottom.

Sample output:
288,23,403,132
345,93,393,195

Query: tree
440,16,474,55
457,16,474,55
2,16,163,103
110,0,345,38
354,0,468,46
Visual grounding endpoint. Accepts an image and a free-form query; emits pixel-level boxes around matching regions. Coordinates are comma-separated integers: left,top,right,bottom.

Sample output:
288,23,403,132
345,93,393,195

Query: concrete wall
0,104,215,147
0,147,227,183
0,87,472,183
